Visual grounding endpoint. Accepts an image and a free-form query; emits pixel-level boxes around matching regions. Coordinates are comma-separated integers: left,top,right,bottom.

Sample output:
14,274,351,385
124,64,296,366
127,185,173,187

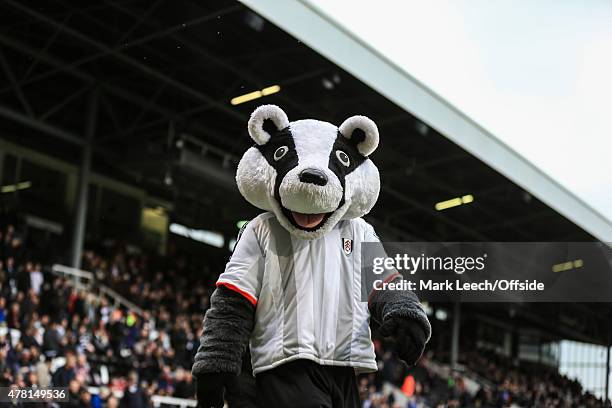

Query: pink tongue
291,212,326,228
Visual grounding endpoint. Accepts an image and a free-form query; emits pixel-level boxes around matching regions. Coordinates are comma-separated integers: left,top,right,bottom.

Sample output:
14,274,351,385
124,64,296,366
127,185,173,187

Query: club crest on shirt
342,238,353,255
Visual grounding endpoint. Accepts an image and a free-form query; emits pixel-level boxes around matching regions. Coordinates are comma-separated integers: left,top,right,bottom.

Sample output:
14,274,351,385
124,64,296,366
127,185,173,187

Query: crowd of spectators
356,347,610,407
0,222,610,408
1,223,208,407
458,350,608,408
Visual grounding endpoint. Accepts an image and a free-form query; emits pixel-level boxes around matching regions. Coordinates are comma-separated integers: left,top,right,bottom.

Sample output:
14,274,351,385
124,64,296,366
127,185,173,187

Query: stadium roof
0,0,596,243
240,0,612,243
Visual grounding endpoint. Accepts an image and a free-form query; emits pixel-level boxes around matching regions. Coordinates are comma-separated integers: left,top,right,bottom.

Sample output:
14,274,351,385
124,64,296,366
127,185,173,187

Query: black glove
196,373,234,408
379,316,427,366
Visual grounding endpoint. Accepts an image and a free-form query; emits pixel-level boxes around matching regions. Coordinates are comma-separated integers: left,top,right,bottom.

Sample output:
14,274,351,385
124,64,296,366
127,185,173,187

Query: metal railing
151,395,198,408
86,387,200,408
98,284,145,316
51,264,144,316
51,264,93,285
50,264,224,408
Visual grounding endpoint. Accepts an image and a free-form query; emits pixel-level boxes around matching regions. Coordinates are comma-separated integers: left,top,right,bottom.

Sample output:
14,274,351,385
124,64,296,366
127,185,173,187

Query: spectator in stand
52,348,77,387
120,371,150,408
5,256,17,296
6,301,20,329
30,262,44,294
5,226,24,265
66,378,83,408
17,261,33,294
108,309,125,357
43,320,62,358
173,368,195,399
0,296,6,324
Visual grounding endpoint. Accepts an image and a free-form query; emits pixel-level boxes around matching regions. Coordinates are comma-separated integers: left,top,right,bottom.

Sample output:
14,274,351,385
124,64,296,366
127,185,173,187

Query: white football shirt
216,212,396,375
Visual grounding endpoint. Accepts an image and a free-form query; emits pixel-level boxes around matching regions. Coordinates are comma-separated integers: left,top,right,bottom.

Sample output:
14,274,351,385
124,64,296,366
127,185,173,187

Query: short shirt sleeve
216,219,265,306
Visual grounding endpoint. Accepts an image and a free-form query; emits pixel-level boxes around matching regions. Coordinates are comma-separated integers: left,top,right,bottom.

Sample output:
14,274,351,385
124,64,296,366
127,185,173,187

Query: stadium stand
1,222,609,407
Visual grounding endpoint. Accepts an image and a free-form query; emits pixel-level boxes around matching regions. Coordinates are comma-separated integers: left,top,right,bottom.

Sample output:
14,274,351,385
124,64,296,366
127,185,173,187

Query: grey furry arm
368,276,432,341
192,286,255,376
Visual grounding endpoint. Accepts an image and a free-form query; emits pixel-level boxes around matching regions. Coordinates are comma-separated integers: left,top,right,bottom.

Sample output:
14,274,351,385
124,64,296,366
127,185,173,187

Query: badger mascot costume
192,105,431,408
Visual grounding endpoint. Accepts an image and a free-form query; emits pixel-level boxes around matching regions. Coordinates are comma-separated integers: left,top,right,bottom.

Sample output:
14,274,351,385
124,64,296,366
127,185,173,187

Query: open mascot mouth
281,207,333,231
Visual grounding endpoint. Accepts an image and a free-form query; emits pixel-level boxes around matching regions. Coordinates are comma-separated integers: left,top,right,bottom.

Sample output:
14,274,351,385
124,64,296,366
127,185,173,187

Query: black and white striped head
236,105,380,240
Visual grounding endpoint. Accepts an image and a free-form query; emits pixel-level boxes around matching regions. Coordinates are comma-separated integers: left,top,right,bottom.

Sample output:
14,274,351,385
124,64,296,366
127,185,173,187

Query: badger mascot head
236,105,380,240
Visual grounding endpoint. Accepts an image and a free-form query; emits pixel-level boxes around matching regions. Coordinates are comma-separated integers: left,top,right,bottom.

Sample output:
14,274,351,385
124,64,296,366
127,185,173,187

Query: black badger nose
299,168,328,186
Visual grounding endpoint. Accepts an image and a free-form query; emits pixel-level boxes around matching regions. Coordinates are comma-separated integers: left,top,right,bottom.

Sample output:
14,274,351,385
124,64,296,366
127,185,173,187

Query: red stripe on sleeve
368,272,402,304
216,281,257,306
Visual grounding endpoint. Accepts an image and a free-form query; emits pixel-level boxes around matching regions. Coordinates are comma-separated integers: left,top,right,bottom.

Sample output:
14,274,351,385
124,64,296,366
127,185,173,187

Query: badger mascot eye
273,146,289,161
335,150,350,167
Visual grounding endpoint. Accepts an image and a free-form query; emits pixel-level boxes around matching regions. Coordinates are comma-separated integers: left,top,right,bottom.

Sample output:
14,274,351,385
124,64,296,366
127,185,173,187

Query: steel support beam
0,150,4,186
70,90,98,268
0,32,91,82
4,0,244,122
98,104,211,143
0,33,227,150
0,104,84,146
0,31,246,152
20,14,70,82
606,342,610,403
3,2,135,31
450,302,461,369
40,86,90,121
0,49,34,117
114,0,164,45
0,4,239,95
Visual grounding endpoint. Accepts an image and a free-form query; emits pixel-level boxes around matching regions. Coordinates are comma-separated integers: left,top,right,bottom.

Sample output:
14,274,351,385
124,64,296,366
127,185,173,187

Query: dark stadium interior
0,0,611,407
0,0,594,242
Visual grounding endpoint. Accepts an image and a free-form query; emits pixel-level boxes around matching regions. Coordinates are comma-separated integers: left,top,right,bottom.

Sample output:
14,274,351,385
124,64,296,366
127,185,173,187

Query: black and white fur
193,106,430,408
236,105,380,240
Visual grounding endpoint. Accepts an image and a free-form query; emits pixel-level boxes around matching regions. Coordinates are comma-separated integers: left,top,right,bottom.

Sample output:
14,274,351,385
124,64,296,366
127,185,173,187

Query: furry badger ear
248,105,290,145
338,115,379,156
